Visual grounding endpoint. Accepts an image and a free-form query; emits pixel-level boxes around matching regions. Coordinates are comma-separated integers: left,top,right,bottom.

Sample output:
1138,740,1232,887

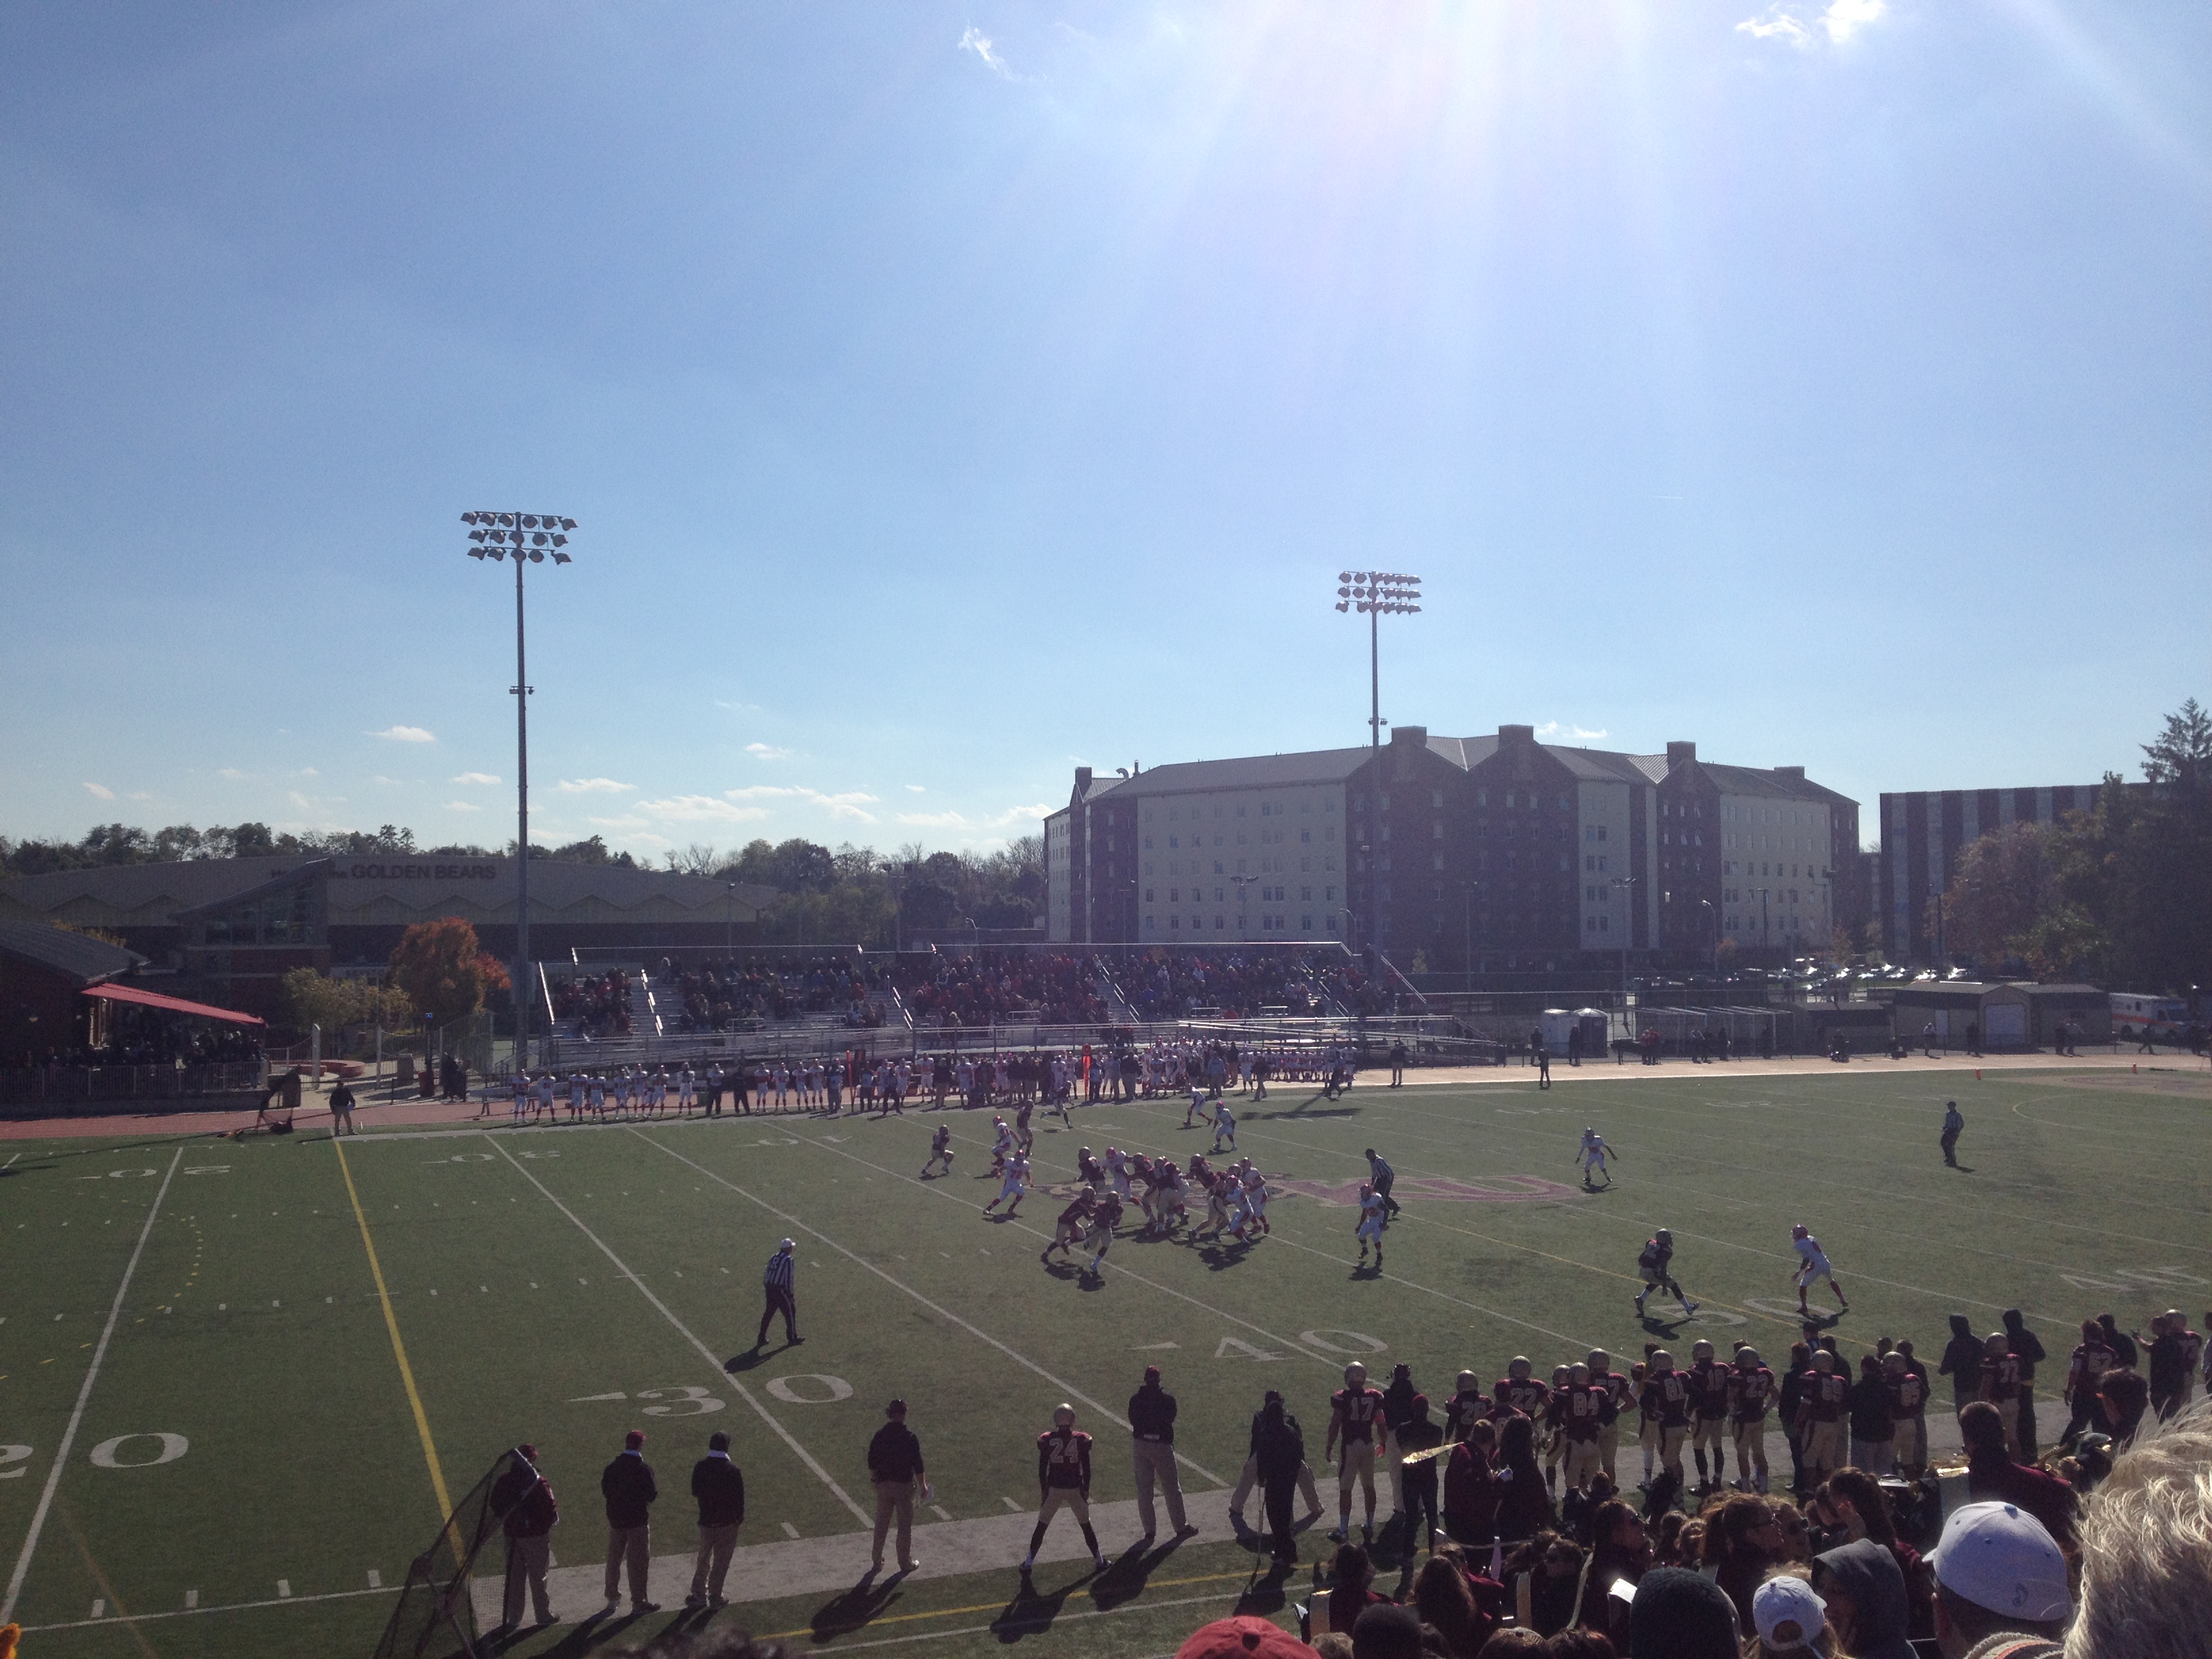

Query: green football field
3,1063,2208,1658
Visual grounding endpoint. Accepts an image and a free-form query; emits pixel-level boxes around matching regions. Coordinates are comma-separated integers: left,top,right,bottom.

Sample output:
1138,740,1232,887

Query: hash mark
1000,1496,1023,1511
781,1521,800,1539
277,1578,292,1597
186,1589,199,1607
930,1504,953,1521
367,1570,382,1589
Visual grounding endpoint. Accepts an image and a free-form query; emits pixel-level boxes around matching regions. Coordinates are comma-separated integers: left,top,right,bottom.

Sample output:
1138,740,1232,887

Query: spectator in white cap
1929,1500,2070,1659
2068,1398,2212,1659
1751,1572,1835,1657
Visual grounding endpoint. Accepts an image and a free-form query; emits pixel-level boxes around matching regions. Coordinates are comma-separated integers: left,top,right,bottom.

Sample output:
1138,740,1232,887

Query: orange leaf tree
389,918,502,1028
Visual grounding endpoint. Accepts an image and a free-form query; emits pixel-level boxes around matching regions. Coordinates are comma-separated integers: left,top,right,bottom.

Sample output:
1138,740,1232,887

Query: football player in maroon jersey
1795,1350,1850,1484
1883,1350,1928,1477
1686,1339,1732,1494
1725,1345,1776,1493
1587,1349,1635,1486
1540,1364,1572,1494
1021,1404,1106,1574
1639,1350,1693,1488
1041,1190,1094,1264
1555,1362,1610,1493
1326,1361,1387,1543
1494,1356,1549,1422
1977,1332,2026,1458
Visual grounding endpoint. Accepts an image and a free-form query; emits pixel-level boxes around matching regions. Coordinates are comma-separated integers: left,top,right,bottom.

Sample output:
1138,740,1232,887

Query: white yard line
481,1134,871,1525
16,1581,396,1634
636,1131,1228,1488
1,1147,183,1624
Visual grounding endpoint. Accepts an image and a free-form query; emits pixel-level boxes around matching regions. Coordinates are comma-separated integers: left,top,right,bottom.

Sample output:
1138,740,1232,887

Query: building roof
0,856,315,928
1092,746,1376,797
0,920,146,986
83,982,264,1026
1696,762,1843,804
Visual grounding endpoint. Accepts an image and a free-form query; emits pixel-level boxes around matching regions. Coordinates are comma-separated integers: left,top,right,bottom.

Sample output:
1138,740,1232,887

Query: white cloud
959,24,1011,76
714,698,763,715
1736,0,1885,46
1536,722,1611,742
129,791,152,802
556,777,634,794
637,794,773,825
369,724,436,743
745,743,795,761
451,772,501,786
724,785,880,822
905,784,927,793
444,800,483,812
296,768,319,777
371,775,403,786
217,767,247,780
83,781,115,800
895,802,1054,832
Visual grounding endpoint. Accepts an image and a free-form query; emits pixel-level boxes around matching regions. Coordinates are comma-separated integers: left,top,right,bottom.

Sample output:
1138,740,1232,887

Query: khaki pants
1038,1486,1091,1528
1598,1423,1622,1483
604,1523,650,1604
690,1523,739,1601
1132,1440,1187,1536
1658,1425,1687,1481
1694,1417,1727,1458
1338,1439,1376,1513
1384,1428,1406,1513
502,1534,552,1626
1563,1438,1602,1491
1803,1419,1846,1479
1732,1419,1769,1477
1894,1414,1927,1470
873,1479,915,1568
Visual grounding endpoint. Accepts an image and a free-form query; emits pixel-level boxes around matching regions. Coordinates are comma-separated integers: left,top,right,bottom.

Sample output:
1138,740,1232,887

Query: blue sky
3,1,2206,861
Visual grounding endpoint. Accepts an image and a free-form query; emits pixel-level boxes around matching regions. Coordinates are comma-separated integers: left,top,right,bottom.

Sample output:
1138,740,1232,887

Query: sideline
0,1147,184,1624
333,1135,457,1526
481,1134,872,1525
635,1130,1227,1489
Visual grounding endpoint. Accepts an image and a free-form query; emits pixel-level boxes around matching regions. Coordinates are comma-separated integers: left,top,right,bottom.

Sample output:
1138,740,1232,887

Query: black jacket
867,1422,925,1483
601,1452,658,1528
1129,1382,1178,1444
1252,1406,1305,1482
691,1454,745,1527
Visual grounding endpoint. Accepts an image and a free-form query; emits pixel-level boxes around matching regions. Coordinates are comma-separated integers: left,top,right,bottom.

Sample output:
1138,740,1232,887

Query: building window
1215,916,1225,929
1326,886,1336,901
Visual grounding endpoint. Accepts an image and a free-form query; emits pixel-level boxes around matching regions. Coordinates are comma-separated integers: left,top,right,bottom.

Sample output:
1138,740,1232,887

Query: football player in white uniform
1576,1127,1618,1190
985,1151,1031,1217
1355,1182,1389,1267
1790,1223,1849,1315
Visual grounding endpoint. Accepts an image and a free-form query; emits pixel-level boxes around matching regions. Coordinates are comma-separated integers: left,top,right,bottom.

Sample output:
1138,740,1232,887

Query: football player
1588,1349,1635,1485
1576,1127,1617,1190
1640,1351,1693,1488
1210,1103,1237,1154
1355,1181,1388,1267
1495,1355,1549,1422
1727,1345,1776,1492
920,1123,954,1179
1790,1224,1849,1316
1326,1361,1386,1542
1687,1339,1731,1492
1082,1189,1124,1277
1021,1404,1107,1574
985,1151,1031,1218
1042,1190,1094,1263
1633,1228,1699,1319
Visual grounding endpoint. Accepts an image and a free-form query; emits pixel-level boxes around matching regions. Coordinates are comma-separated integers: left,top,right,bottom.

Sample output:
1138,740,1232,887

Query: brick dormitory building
1045,724,1864,970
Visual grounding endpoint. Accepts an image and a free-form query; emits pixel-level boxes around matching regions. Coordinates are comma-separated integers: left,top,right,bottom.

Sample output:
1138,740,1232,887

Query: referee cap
779,1237,796,1250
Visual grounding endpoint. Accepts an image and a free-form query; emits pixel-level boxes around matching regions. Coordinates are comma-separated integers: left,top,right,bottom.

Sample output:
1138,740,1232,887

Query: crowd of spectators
9,1007,264,1071
548,969,634,1038
657,956,884,1031
893,950,1113,1027
1111,949,1338,1020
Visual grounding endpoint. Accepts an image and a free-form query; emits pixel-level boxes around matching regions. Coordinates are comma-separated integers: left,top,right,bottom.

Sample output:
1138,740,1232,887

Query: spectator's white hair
2068,1397,2212,1659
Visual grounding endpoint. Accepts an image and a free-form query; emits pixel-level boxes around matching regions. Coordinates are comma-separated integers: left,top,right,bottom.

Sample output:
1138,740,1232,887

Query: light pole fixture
1334,570,1422,955
1698,898,1718,977
463,510,579,1073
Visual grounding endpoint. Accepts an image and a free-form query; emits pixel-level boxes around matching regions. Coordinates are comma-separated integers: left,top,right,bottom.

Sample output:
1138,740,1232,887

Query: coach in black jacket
685,1431,746,1608
601,1430,659,1613
1130,1365,1191,1540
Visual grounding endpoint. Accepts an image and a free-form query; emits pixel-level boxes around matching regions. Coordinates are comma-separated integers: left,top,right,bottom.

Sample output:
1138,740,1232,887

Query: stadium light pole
1610,874,1638,1025
464,510,578,1072
1335,571,1422,958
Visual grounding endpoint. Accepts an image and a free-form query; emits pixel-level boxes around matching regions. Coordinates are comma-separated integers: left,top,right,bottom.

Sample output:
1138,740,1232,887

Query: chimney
1075,766,1092,795
1775,765,1805,782
1666,741,1697,769
1390,724,1428,747
1498,724,1535,749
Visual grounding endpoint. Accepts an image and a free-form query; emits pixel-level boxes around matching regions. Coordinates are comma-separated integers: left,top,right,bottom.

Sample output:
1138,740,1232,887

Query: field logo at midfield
1275,1175,1582,1206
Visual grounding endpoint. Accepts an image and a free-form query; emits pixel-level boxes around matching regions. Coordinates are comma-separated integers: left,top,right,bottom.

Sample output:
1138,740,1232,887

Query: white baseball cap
1752,1576,1826,1652
1931,1502,2071,1624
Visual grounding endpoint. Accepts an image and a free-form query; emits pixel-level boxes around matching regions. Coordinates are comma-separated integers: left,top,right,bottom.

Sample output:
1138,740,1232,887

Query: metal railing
0,1060,269,1108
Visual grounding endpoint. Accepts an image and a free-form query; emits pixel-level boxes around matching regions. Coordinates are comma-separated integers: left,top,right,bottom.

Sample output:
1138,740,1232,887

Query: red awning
81,983,266,1027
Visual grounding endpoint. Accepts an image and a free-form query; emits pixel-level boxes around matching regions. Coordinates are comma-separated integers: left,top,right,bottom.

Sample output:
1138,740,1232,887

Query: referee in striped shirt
756,1238,801,1349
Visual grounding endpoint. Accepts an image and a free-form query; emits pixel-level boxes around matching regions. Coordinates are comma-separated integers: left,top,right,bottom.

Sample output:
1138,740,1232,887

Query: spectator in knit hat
1350,1602,1422,1659
1173,1613,1319,1658
1626,1566,1740,1659
1928,1500,2070,1658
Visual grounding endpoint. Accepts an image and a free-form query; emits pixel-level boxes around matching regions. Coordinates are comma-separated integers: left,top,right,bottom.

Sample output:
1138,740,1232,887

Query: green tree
279,968,413,1035
1940,821,2050,966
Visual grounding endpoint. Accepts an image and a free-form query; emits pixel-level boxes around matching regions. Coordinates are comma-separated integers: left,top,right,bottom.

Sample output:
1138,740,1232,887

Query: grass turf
3,1065,2208,1657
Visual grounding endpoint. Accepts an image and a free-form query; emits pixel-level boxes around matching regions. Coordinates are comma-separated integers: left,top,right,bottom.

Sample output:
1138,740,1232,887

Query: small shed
1891,981,2107,1052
